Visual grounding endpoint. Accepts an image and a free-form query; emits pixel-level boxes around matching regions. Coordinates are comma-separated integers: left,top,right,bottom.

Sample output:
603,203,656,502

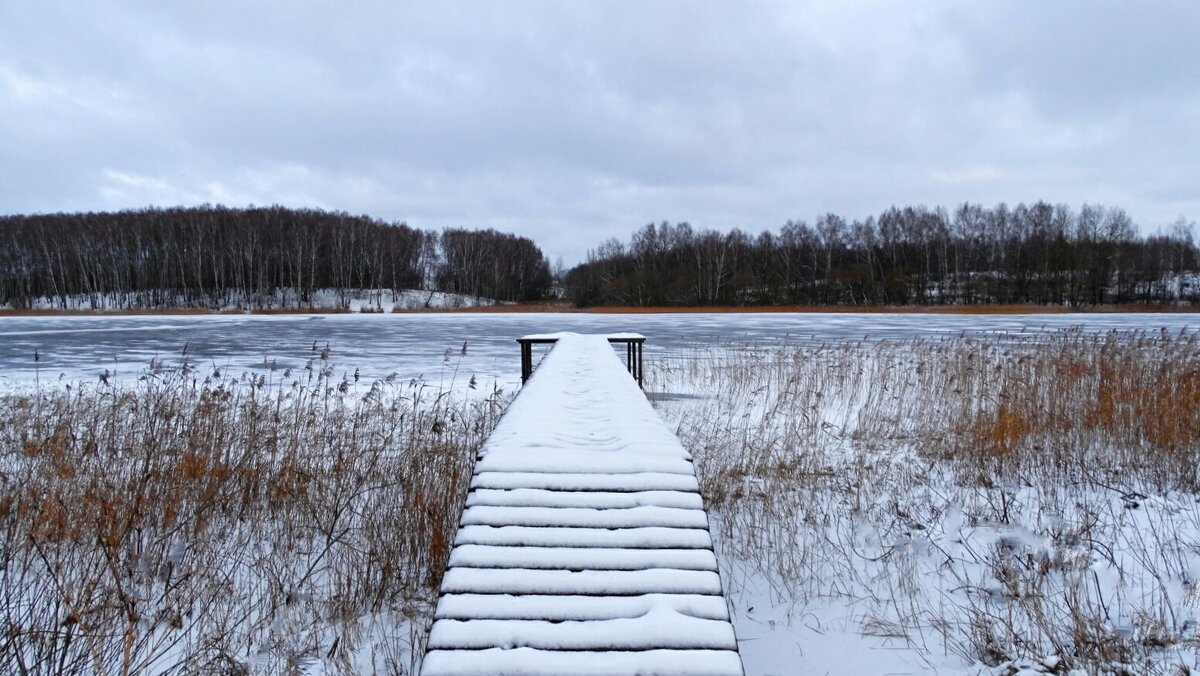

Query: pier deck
422,333,742,676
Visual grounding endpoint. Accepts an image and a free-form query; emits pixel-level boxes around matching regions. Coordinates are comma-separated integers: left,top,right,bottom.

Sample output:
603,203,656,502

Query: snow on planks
422,333,742,676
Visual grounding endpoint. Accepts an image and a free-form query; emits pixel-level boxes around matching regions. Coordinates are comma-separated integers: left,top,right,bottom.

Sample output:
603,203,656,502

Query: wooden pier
422,334,742,676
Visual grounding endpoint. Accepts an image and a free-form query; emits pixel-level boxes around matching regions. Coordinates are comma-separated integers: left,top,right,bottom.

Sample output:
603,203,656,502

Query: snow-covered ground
3,313,1199,674
4,288,501,313
650,335,1200,675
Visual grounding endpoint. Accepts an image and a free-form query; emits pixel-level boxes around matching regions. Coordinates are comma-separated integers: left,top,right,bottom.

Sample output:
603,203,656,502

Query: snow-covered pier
422,334,742,676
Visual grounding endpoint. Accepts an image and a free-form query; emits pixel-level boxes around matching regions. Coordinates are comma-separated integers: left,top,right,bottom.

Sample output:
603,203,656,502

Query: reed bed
0,356,506,675
650,329,1200,674
4,329,1198,674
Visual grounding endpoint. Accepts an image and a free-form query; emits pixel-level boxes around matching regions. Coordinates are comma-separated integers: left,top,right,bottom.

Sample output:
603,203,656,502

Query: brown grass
571,303,1200,314
0,361,506,674
945,331,1200,484
4,326,1198,673
652,330,1200,673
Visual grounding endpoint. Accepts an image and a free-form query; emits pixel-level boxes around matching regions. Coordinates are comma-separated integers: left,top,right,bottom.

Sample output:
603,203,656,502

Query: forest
566,202,1200,307
2,202,1198,311
0,206,552,309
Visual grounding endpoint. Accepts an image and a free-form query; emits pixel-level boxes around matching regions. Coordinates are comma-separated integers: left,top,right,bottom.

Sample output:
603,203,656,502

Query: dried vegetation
652,329,1200,674
4,328,1199,674
0,356,505,674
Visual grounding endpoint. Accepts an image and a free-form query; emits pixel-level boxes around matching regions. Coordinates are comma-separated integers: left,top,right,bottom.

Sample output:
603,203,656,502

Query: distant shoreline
3,303,1199,317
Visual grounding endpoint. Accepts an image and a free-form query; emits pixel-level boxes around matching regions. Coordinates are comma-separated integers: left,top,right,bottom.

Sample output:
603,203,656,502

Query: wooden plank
424,334,742,675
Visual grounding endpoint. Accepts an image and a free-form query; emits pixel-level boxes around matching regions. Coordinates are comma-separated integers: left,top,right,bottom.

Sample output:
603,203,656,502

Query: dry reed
0,355,505,674
650,329,1200,674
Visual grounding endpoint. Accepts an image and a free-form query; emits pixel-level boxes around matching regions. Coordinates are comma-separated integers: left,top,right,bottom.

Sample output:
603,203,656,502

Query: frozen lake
0,312,1196,391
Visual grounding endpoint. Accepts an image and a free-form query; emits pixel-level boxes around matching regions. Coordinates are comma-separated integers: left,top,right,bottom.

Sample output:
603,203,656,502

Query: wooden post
519,335,645,388
635,341,643,387
519,340,532,383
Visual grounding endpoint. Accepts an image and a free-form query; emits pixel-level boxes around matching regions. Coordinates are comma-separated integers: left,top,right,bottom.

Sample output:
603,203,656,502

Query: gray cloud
1,1,1196,263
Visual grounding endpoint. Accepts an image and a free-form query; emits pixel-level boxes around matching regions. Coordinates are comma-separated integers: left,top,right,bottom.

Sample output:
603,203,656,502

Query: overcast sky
2,2,1197,263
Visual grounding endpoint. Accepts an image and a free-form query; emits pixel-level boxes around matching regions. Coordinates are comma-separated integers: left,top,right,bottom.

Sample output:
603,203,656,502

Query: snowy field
0,312,1195,390
648,327,1200,675
5,288,502,314
2,312,1199,674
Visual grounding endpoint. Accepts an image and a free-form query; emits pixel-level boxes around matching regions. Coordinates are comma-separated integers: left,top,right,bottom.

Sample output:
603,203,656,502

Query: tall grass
6,329,1197,673
650,329,1200,674
0,357,506,674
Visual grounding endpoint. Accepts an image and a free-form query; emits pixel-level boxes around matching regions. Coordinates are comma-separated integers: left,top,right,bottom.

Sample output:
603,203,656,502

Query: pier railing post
635,340,643,387
519,334,645,388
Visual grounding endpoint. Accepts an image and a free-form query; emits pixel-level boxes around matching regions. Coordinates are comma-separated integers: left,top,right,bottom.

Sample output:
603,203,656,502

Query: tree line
566,202,1200,307
0,206,552,309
